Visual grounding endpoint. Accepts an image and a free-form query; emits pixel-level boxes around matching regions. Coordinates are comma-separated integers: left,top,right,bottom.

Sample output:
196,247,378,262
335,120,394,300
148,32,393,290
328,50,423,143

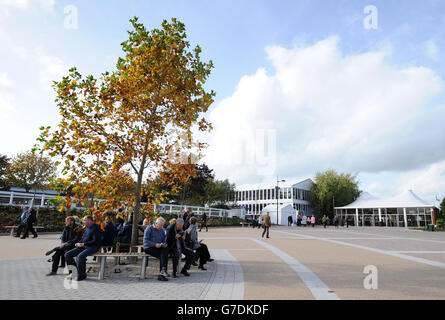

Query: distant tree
6,151,57,193
0,154,10,190
204,179,235,208
310,169,361,218
155,163,235,208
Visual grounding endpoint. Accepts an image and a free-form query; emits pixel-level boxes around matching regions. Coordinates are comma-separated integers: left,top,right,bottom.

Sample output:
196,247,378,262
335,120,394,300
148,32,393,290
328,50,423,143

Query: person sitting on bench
143,217,169,281
185,217,214,270
103,216,117,247
166,218,193,278
45,216,82,275
64,215,103,281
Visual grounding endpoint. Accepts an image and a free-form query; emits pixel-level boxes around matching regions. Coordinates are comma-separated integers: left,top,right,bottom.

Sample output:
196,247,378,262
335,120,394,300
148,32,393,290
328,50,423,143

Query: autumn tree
310,169,361,218
6,151,56,194
0,154,9,190
39,17,214,244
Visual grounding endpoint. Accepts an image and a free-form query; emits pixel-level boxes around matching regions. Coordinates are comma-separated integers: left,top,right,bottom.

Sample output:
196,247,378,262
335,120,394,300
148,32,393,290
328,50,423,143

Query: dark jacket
61,224,82,248
184,213,194,230
117,223,132,239
81,223,103,247
25,209,37,224
103,222,117,246
166,224,185,253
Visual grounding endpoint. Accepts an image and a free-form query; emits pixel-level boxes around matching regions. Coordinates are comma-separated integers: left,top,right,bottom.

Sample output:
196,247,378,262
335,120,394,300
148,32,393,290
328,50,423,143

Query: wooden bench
240,222,251,228
5,225,44,236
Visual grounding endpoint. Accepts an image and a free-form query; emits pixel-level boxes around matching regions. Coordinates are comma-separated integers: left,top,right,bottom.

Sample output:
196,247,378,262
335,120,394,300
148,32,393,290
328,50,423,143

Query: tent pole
355,208,359,227
403,208,408,228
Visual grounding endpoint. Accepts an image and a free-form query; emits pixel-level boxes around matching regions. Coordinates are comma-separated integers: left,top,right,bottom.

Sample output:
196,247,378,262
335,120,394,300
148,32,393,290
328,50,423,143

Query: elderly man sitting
166,218,194,278
143,217,169,281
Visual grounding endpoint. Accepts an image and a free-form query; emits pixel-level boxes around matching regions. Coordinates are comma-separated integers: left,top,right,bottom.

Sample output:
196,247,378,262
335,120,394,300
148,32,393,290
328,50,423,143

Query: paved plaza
1,226,445,300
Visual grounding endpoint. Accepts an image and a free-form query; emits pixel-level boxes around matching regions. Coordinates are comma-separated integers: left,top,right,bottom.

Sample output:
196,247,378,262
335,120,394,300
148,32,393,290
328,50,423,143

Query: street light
276,178,286,225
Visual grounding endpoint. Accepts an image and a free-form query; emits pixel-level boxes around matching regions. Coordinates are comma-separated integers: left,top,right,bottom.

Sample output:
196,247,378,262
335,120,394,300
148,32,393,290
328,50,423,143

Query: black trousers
15,223,26,237
144,247,168,272
24,222,37,237
199,222,208,232
51,246,73,272
262,226,269,238
169,246,193,273
196,244,211,266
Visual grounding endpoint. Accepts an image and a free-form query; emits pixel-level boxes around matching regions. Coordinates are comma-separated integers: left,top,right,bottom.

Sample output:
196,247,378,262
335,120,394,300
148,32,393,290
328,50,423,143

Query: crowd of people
43,208,213,282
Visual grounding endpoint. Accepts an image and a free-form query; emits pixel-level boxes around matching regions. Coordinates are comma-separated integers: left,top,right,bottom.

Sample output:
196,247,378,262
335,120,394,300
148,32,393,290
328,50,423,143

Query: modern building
334,190,438,228
233,178,313,221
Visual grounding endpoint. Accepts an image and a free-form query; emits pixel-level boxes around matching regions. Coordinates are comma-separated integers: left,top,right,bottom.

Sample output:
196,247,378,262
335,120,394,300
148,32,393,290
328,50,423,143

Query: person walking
302,215,307,227
15,206,29,238
199,212,208,232
287,215,293,227
252,216,257,229
22,208,38,239
333,214,339,228
261,212,271,238
297,215,302,227
310,215,316,228
322,215,327,229
257,215,262,229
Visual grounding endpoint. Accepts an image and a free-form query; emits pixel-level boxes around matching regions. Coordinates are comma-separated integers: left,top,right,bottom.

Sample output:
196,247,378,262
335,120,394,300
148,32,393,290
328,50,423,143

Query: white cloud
0,0,55,12
0,93,15,114
203,37,445,188
37,50,68,91
424,39,439,62
0,72,12,86
395,160,445,205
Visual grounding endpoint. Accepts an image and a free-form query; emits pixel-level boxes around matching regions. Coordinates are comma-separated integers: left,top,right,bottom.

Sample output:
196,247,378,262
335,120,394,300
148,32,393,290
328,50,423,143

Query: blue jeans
65,246,99,277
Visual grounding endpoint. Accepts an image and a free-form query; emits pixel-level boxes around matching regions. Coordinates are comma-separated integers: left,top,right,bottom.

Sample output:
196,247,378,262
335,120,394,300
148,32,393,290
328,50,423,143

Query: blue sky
1,0,445,204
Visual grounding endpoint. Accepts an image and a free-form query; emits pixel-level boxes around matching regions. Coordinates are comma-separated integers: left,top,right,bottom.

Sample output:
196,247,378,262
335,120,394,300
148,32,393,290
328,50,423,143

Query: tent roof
335,190,436,209
261,204,294,212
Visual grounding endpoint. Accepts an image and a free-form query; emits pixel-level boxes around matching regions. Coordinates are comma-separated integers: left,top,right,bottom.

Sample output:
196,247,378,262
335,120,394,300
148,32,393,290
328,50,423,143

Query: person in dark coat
199,212,208,232
166,218,194,277
45,216,82,275
15,206,29,238
183,209,194,230
22,208,38,239
103,217,117,246
65,215,103,281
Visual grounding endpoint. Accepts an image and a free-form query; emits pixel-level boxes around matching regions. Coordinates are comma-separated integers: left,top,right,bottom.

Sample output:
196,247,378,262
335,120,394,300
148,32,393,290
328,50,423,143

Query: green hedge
0,205,86,233
0,205,243,233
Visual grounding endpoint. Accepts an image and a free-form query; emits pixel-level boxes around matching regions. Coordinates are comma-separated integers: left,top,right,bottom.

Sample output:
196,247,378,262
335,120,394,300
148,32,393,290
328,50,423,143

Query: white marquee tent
335,190,437,228
261,204,296,226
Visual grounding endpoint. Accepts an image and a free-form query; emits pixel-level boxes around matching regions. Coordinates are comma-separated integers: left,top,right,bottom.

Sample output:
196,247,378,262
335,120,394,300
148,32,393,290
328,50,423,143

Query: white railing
0,190,234,218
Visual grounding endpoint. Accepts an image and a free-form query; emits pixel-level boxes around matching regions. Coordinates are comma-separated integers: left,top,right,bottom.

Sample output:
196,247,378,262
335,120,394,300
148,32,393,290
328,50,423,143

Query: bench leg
140,257,147,280
98,256,106,280
10,228,14,237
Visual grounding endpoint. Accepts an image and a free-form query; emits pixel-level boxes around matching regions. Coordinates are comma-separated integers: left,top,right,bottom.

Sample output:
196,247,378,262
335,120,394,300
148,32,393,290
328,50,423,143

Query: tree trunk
131,159,146,245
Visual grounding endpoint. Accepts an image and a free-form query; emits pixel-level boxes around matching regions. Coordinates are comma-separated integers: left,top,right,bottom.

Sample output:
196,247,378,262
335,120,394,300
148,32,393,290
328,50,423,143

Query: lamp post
276,178,286,225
